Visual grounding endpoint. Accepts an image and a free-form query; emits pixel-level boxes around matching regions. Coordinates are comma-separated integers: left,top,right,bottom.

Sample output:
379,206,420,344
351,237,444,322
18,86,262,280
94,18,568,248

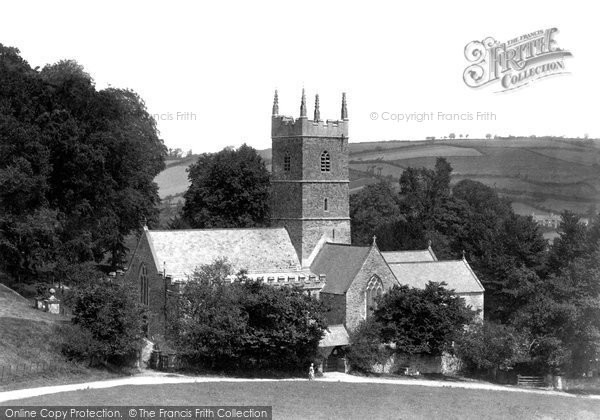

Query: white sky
1,0,597,153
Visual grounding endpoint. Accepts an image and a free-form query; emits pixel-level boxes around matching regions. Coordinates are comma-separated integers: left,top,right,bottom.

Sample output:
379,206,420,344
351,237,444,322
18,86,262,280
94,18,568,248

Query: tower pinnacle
272,89,279,116
314,94,321,121
341,92,348,120
300,88,307,118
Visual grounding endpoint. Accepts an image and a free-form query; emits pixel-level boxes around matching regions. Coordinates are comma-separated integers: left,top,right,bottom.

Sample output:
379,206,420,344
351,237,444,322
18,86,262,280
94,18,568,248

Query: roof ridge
381,249,431,254
148,227,286,232
388,260,464,265
323,242,370,249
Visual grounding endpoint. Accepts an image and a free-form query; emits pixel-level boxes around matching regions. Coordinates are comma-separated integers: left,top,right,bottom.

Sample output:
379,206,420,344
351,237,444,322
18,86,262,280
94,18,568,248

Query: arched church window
320,151,331,172
366,275,384,318
139,263,149,305
284,153,291,172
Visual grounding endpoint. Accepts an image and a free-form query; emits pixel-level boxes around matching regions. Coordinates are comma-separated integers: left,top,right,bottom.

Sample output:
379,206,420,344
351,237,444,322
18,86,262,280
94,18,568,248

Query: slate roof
311,243,371,295
389,260,484,294
319,324,350,347
381,247,437,263
145,227,301,281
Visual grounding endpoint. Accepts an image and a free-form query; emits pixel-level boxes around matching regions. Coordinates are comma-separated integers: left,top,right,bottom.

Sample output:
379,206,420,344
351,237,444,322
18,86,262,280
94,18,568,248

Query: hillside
0,284,68,368
154,138,600,218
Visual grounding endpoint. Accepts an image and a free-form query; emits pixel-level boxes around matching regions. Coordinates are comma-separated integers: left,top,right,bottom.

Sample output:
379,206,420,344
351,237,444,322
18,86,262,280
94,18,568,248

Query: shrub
168,260,327,373
375,282,475,356
454,322,530,376
346,318,392,373
61,281,148,367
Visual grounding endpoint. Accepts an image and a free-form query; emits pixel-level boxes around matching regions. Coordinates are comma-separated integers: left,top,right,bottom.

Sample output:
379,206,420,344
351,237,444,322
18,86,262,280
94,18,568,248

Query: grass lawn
3,381,600,419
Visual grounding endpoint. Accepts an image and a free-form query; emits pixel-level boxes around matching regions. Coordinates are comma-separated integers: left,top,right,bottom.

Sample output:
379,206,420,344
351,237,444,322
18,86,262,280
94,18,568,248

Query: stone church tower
271,90,351,266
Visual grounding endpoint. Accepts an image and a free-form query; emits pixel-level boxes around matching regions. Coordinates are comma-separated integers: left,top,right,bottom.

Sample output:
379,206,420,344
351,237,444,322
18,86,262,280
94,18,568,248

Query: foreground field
4,381,599,420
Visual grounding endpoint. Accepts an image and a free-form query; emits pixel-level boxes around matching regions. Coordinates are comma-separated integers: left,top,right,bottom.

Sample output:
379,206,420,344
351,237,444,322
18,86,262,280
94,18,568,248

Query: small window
324,198,328,211
284,153,291,172
320,151,331,172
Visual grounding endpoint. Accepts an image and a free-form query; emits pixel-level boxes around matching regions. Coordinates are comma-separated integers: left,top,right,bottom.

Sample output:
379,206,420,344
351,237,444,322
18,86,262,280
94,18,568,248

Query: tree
449,133,456,139
346,317,392,373
63,279,148,366
374,282,475,356
182,144,270,228
547,211,588,274
168,260,326,372
349,181,403,246
455,322,530,377
0,45,166,283
512,251,600,375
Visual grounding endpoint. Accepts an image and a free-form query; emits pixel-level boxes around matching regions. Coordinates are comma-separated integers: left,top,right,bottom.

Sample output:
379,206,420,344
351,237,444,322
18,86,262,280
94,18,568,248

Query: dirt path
1,370,597,404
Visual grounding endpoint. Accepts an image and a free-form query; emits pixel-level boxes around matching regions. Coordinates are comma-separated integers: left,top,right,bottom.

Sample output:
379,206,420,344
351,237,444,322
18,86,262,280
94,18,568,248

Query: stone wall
345,246,398,332
124,231,166,340
372,352,462,375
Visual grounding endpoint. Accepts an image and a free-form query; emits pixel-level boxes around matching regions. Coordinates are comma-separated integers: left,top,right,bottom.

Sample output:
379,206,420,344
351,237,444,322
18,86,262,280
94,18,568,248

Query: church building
125,90,484,369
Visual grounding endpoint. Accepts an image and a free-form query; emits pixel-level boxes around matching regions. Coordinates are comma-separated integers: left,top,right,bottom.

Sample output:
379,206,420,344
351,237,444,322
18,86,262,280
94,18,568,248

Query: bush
346,318,392,373
375,282,475,356
454,322,530,376
61,281,148,367
167,260,327,373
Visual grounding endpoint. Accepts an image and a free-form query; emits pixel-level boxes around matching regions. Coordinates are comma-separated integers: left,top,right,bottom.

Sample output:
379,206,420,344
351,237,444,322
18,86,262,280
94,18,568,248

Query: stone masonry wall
124,231,166,340
345,246,398,332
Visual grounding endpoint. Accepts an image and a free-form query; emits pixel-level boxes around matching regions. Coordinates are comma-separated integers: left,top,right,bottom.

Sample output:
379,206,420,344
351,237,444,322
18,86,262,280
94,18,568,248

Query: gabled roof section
381,247,437,263
146,227,301,281
389,259,484,294
319,324,350,347
311,243,371,295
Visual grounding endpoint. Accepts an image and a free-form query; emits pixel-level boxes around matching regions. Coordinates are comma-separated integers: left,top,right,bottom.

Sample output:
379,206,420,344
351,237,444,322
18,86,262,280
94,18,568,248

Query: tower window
320,151,331,172
284,153,291,172
324,198,328,211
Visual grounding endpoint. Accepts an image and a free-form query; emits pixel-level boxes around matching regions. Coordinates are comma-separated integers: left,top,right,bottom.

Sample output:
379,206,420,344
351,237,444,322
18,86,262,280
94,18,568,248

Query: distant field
527,147,600,166
352,145,482,161
350,162,405,179
5,381,600,420
511,201,546,215
155,164,191,199
155,138,600,215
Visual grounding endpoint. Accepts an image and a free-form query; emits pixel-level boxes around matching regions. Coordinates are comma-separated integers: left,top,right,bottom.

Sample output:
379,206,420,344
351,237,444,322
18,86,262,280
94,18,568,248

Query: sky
1,0,597,153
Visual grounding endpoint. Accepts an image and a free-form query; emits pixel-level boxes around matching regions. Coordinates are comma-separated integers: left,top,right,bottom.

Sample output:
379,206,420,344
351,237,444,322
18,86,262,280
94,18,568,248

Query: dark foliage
0,45,166,284
182,144,271,228
63,280,148,366
374,282,475,356
167,260,327,373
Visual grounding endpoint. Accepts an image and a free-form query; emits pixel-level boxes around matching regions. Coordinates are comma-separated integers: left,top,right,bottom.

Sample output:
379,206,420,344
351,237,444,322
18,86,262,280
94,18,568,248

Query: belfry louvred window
320,151,330,172
284,153,291,172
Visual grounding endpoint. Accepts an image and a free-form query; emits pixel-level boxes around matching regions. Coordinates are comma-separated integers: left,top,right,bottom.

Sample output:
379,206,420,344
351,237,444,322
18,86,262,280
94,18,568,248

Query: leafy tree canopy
373,282,475,356
182,144,270,229
167,259,326,373
0,44,166,283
